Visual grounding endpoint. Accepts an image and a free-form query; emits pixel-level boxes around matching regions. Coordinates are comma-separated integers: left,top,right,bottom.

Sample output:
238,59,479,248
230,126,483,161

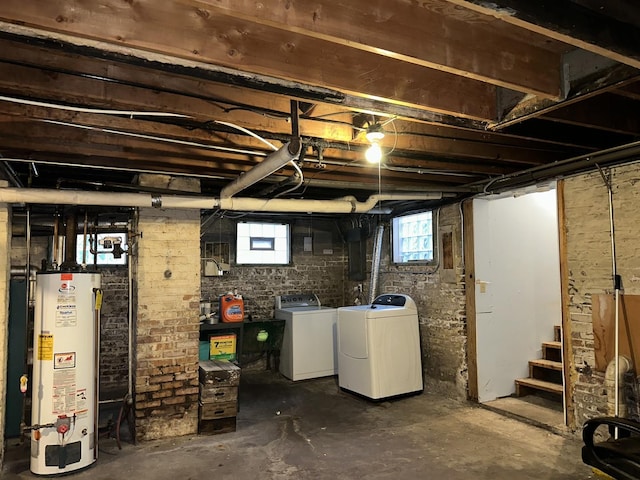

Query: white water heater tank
31,271,101,475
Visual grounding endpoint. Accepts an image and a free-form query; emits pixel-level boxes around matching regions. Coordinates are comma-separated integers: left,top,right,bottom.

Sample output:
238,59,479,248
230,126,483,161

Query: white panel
338,308,369,358
277,308,337,381
473,189,561,403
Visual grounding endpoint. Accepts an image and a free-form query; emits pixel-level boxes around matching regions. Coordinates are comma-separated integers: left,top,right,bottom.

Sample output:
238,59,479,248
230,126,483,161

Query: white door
473,188,562,403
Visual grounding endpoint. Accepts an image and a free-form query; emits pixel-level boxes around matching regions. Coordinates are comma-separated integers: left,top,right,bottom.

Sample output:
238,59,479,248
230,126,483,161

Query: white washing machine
275,294,338,381
337,294,423,400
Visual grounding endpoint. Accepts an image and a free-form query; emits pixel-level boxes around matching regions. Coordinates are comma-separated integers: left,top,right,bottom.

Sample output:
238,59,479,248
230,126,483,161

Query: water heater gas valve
55,416,71,435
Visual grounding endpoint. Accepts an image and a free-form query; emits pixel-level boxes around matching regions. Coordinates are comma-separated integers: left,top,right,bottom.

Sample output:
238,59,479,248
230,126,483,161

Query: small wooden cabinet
198,360,240,434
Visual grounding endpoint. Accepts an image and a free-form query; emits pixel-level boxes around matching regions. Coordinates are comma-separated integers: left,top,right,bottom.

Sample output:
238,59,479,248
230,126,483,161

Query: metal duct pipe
0,188,446,213
220,139,302,199
368,225,385,304
61,212,78,269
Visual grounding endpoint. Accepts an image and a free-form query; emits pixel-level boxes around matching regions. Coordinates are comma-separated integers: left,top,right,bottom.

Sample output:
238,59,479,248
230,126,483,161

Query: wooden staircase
515,326,564,400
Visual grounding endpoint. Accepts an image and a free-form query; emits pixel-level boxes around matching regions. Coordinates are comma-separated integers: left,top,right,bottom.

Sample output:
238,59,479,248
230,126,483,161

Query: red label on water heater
61,273,73,281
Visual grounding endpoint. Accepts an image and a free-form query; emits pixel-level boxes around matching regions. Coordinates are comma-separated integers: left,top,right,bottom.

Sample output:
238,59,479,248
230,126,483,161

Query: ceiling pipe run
0,188,447,214
219,139,302,199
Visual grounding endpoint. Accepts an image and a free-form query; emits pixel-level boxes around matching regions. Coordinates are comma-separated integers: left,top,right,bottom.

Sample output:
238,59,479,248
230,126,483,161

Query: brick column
0,181,11,464
133,176,201,440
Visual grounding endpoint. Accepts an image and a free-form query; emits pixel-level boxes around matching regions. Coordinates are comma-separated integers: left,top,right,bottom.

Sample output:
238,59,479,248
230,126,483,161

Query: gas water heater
30,271,101,475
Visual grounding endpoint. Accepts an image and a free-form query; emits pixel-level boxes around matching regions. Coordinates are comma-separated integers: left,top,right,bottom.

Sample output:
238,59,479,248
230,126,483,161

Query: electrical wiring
40,120,269,157
213,120,278,151
0,95,188,117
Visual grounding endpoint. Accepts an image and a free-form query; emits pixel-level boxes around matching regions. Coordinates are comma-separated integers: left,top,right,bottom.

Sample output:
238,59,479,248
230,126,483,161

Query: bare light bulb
366,142,382,163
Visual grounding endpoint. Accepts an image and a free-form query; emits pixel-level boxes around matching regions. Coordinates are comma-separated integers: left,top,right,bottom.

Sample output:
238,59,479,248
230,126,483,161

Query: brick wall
377,204,468,398
563,164,640,427
201,218,347,319
0,186,10,464
99,267,129,399
133,207,201,441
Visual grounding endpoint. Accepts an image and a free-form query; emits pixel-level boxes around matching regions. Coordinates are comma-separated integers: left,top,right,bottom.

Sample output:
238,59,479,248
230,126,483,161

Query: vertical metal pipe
61,212,78,269
22,208,31,428
82,211,88,267
368,224,385,304
52,213,59,268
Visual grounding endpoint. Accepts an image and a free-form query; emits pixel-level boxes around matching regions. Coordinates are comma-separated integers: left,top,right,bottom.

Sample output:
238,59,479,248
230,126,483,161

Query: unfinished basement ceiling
0,1,640,213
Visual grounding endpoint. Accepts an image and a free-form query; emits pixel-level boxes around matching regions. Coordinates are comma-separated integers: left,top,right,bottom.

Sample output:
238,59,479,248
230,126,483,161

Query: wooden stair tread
515,378,563,394
542,341,561,349
529,359,563,371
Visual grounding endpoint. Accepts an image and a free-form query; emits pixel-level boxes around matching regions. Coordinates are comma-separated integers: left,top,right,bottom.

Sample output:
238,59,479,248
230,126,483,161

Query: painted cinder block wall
563,164,640,428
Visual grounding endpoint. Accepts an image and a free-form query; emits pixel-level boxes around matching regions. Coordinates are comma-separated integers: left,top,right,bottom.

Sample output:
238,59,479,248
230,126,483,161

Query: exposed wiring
223,106,290,120
0,95,188,117
40,120,269,157
213,120,278,151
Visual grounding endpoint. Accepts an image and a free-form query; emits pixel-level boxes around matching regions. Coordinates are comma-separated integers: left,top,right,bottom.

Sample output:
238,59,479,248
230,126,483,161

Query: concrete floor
3,371,596,480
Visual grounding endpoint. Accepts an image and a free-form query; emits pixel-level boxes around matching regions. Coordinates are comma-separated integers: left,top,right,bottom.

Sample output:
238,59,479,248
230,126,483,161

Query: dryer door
337,308,368,359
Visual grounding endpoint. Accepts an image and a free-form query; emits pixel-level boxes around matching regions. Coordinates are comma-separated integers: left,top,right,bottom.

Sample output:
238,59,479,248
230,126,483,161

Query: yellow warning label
38,334,54,361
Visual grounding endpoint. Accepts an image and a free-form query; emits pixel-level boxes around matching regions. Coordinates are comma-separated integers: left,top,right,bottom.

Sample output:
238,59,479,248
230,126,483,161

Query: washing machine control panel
372,294,408,307
275,293,321,309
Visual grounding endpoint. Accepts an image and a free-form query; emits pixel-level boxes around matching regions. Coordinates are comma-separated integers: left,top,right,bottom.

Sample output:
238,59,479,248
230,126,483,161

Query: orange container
219,294,244,323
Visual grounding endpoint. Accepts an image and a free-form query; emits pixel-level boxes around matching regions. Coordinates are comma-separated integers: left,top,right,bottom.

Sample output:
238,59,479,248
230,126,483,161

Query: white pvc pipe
0,187,445,213
220,140,302,199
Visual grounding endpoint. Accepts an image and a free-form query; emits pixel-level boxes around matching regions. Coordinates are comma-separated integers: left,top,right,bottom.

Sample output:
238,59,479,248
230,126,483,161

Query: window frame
235,221,291,266
75,231,128,267
390,210,436,265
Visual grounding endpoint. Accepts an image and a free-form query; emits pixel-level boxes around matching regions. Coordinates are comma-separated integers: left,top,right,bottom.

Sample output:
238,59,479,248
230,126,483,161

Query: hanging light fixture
365,124,385,163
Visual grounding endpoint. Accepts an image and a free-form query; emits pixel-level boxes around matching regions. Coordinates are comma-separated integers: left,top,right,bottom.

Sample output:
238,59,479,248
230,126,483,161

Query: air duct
0,188,448,214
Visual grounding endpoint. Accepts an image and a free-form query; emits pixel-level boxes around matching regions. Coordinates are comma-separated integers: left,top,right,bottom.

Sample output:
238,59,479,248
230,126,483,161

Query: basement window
236,222,290,265
391,211,434,263
75,232,128,266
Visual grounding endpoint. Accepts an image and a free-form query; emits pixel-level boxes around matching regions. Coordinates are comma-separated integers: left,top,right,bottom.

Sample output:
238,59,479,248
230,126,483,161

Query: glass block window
392,211,434,263
236,222,290,265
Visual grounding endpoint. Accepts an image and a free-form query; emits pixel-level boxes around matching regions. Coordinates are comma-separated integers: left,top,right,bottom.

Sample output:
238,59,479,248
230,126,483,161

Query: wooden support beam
445,0,640,69
206,0,562,98
0,1,498,120
542,94,640,136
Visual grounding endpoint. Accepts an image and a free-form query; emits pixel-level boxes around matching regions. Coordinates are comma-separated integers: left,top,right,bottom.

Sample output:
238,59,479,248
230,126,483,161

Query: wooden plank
557,178,572,431
199,384,238,403
592,294,640,375
199,401,237,420
0,85,565,167
543,94,640,136
444,0,640,69
463,199,478,401
207,0,562,98
0,0,498,120
199,359,240,386
0,132,482,189
529,359,563,371
515,377,563,395
493,65,640,130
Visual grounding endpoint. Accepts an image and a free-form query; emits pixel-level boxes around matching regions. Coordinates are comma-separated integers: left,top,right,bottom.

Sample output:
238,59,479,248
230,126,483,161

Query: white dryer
337,294,423,400
275,294,337,381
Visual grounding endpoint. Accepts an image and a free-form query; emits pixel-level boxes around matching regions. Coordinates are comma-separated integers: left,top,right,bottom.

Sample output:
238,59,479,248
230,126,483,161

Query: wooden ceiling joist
445,0,640,69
